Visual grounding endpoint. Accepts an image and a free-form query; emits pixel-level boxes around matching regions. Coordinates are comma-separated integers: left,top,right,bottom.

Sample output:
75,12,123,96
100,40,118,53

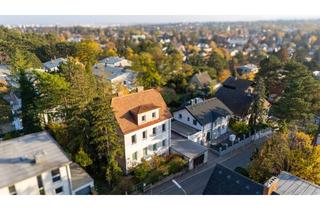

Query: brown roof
111,89,172,134
190,71,212,88
130,104,160,115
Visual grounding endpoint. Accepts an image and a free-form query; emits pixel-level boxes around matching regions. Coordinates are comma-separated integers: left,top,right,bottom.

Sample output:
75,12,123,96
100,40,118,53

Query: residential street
143,138,267,195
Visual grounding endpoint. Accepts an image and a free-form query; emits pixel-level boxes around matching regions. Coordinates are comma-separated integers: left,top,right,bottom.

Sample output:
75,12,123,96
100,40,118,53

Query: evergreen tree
19,70,41,133
272,61,320,125
249,77,267,128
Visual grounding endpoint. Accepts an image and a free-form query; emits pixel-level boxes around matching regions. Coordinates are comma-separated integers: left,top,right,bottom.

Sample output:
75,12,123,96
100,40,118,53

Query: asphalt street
143,138,267,195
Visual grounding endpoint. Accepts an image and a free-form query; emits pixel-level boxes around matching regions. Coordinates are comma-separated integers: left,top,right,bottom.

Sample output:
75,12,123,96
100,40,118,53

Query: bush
133,160,152,182
229,119,251,136
168,156,187,174
146,169,163,184
133,154,187,186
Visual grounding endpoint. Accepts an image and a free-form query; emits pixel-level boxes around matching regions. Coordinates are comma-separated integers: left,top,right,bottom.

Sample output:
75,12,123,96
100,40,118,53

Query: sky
1,15,319,26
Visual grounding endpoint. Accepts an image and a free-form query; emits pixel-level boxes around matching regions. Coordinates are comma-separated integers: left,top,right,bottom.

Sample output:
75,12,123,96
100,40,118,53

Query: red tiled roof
111,89,172,134
130,104,160,115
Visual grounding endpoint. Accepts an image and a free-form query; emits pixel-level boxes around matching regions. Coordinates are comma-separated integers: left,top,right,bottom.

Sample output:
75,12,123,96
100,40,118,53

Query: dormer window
130,104,160,125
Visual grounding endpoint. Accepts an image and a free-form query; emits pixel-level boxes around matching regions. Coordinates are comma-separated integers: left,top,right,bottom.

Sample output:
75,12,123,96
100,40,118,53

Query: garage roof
171,136,207,160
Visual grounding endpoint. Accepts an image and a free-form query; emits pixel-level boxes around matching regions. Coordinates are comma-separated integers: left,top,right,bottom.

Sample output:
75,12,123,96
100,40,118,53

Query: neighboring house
132,34,146,42
111,88,172,173
99,56,131,67
43,58,66,73
203,164,264,195
0,131,94,195
189,71,213,89
172,97,233,145
203,164,320,195
273,171,320,195
93,64,137,91
236,64,259,75
215,76,254,120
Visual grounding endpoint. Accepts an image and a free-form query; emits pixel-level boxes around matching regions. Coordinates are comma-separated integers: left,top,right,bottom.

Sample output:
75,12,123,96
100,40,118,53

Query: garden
111,154,188,194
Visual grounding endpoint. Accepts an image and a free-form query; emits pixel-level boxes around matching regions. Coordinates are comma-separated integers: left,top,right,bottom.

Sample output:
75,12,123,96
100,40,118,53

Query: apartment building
111,88,172,173
0,131,93,195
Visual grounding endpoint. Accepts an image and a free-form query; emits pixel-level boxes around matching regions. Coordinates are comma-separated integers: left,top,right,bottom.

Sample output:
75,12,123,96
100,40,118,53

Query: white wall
137,108,160,125
173,108,230,144
123,119,171,171
0,165,72,195
173,109,202,130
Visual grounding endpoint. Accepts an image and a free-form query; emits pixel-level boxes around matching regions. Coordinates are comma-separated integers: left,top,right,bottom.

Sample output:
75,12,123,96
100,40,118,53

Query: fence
210,128,272,156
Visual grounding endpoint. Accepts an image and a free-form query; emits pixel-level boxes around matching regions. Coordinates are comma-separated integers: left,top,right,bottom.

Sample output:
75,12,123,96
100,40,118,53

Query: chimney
263,176,279,195
137,86,144,93
33,151,45,164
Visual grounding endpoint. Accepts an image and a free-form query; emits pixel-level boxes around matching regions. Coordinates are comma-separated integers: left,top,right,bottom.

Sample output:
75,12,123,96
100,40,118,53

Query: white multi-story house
99,56,131,68
111,88,172,173
172,97,232,146
43,58,66,73
0,131,94,195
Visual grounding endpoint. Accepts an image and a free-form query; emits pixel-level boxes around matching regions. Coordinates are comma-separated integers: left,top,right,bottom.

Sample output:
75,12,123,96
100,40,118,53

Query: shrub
229,119,251,136
168,156,187,174
133,159,152,182
146,169,163,184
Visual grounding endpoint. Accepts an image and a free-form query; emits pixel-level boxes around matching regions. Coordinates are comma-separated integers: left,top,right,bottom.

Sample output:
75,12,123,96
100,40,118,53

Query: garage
193,154,205,168
171,132,208,170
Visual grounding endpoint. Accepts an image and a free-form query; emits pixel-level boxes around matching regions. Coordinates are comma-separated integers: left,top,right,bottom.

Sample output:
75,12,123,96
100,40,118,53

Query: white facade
123,118,171,172
0,165,72,195
173,109,230,145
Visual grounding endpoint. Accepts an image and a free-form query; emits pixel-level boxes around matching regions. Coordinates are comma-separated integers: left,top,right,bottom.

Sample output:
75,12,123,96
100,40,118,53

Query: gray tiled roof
43,58,66,70
99,56,124,65
275,171,320,195
0,131,71,188
203,164,264,195
215,76,254,117
186,98,232,125
190,71,212,88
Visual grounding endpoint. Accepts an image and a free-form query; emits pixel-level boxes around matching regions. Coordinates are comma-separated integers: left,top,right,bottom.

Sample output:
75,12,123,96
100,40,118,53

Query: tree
76,40,102,68
131,52,163,88
258,55,283,95
276,46,289,62
249,77,267,128
0,98,12,123
207,51,227,72
19,70,42,133
248,132,290,183
249,131,320,185
272,61,320,125
75,147,93,168
32,71,69,125
86,83,123,186
10,49,42,74
217,69,231,82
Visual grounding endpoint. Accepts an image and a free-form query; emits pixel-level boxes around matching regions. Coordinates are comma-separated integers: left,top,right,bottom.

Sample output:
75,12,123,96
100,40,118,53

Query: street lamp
172,179,187,195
